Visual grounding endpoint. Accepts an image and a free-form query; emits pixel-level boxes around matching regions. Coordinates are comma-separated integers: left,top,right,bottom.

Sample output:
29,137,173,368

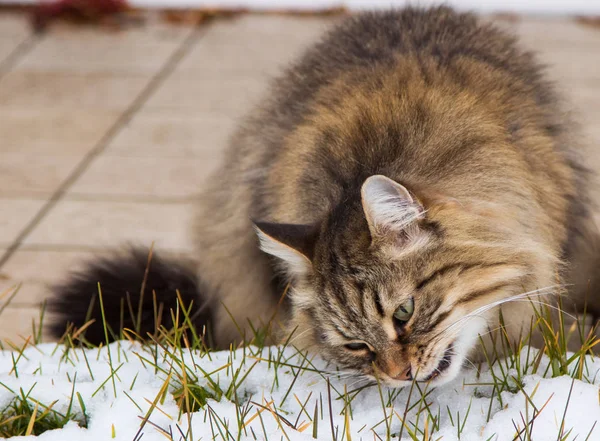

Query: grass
0,380,87,437
0,280,599,440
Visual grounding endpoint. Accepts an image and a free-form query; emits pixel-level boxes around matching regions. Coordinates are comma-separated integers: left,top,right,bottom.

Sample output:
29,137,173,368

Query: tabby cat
51,6,600,387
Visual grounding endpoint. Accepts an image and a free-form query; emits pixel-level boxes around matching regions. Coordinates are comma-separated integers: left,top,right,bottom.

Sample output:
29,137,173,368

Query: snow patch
1,343,599,440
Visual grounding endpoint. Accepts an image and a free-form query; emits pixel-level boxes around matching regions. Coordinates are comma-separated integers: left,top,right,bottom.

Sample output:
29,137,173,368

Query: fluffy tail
49,247,212,345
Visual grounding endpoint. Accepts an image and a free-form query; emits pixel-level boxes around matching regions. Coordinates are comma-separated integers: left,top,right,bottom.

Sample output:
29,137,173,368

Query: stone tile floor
0,11,598,343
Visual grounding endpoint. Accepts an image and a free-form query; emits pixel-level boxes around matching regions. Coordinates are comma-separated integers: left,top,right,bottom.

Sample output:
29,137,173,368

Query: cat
50,6,600,387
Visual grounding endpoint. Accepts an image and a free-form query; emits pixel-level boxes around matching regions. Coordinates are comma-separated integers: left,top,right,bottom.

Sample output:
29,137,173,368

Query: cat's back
226,7,566,223
255,6,553,134
200,6,575,227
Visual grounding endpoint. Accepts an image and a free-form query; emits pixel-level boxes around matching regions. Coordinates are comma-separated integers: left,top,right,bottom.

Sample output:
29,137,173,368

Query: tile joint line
0,25,209,270
0,33,41,81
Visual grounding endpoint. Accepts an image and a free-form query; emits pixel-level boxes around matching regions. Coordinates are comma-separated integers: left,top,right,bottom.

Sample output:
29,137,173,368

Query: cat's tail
48,246,213,345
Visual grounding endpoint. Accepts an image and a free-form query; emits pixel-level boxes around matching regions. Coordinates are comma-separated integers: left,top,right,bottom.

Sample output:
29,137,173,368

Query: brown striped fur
189,6,599,386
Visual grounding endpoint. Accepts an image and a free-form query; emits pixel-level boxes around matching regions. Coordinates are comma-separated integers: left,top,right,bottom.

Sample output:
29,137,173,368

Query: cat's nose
388,364,412,381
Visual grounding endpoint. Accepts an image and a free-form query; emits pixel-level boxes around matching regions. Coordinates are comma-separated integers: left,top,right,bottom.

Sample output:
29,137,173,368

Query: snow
1,342,599,440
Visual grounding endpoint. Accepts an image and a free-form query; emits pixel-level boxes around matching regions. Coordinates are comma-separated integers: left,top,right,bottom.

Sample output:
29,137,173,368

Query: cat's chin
420,349,465,388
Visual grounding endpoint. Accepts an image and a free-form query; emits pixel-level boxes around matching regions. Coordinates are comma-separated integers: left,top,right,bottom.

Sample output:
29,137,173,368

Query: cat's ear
361,175,426,248
254,221,318,275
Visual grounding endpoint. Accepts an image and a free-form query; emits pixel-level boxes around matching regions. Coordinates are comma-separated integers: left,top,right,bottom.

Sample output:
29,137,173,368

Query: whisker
344,376,372,390
497,299,577,321
287,328,313,345
438,285,562,338
442,296,576,342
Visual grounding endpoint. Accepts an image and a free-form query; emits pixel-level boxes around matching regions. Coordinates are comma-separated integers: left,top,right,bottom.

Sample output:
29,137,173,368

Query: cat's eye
344,342,369,351
393,297,414,324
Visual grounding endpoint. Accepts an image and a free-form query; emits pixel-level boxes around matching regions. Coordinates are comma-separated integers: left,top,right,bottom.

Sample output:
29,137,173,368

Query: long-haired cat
50,6,600,387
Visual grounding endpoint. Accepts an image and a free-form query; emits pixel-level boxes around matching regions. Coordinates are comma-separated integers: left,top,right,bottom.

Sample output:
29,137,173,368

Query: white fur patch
416,311,487,385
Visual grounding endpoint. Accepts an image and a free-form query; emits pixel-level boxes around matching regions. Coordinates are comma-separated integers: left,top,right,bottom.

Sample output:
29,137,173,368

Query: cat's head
255,175,542,387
